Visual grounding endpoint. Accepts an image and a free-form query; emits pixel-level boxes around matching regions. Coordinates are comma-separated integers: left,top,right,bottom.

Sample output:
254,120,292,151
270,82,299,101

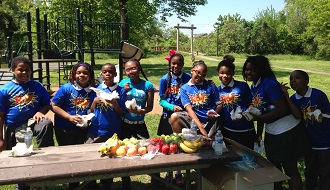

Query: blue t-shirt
218,80,254,131
51,83,96,130
180,80,220,123
159,72,191,114
250,77,289,124
290,88,330,149
88,83,127,137
0,80,50,129
119,78,154,121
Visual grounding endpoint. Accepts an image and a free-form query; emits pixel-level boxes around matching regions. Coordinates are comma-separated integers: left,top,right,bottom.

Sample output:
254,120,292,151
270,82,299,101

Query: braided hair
69,62,95,87
165,53,184,98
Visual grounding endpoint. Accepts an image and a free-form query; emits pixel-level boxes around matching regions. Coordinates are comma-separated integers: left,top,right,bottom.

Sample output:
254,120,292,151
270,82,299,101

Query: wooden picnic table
0,143,241,190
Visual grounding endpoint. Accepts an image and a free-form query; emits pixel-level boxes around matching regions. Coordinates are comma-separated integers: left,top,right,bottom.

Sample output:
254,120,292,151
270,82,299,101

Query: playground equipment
3,7,130,91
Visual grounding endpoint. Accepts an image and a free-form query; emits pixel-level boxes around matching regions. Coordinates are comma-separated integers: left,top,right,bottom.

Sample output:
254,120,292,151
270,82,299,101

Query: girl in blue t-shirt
242,56,308,190
157,51,191,135
118,59,154,190
217,55,256,149
51,62,96,146
281,70,330,190
119,59,154,139
171,60,221,137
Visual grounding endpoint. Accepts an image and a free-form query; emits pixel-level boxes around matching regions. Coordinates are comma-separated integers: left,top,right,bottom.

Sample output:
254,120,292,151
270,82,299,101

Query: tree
285,0,330,58
214,14,247,55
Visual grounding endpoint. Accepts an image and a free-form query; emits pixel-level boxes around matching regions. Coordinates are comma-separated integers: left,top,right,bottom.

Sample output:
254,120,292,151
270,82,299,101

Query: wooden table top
0,143,241,186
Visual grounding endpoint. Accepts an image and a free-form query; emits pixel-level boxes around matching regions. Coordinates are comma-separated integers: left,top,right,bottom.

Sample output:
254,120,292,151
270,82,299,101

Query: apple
138,147,147,155
161,144,170,155
127,146,137,157
169,143,178,154
116,146,127,156
155,143,162,152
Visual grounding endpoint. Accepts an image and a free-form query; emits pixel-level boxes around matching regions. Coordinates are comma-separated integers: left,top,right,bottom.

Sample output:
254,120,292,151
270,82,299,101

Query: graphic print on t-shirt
220,92,240,110
189,90,209,108
300,100,318,124
70,92,91,113
96,102,114,113
252,90,265,109
10,89,37,111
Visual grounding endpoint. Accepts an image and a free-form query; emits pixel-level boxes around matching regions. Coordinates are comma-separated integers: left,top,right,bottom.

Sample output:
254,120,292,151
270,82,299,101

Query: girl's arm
51,102,82,125
281,84,302,119
159,96,175,111
185,105,208,136
255,98,289,122
256,120,265,143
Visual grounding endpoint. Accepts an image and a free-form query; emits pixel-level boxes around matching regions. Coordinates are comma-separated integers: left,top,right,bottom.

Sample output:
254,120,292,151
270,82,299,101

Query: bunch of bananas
98,133,121,155
179,138,204,153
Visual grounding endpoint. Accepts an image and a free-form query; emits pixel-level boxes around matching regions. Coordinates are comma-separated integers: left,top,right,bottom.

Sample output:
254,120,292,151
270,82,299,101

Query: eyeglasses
192,70,207,77
125,67,137,73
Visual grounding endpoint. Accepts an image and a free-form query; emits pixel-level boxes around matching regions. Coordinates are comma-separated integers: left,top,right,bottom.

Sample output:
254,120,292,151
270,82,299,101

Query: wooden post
176,24,180,51
174,24,197,61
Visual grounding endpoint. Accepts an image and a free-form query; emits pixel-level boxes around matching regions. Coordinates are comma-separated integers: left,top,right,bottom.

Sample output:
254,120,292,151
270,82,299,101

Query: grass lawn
1,53,329,189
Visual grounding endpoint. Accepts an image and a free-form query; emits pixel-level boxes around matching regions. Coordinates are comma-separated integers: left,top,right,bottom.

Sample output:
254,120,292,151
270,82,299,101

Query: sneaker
175,173,185,187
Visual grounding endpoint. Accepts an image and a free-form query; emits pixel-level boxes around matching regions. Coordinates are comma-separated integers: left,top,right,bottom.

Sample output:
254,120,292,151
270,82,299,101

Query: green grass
2,54,329,189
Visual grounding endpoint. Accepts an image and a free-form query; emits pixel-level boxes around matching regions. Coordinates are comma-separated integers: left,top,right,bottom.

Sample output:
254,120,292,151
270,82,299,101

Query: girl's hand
33,112,47,124
93,97,103,104
127,107,140,114
123,82,131,92
173,105,183,112
280,82,290,99
256,135,262,145
69,115,83,125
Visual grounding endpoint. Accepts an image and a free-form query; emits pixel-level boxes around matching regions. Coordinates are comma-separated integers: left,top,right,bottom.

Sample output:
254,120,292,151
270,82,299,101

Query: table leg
185,169,191,190
196,169,202,190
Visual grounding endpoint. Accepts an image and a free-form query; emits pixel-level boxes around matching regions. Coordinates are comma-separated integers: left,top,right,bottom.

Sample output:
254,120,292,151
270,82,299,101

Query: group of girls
51,59,153,190
50,50,329,190
158,52,329,190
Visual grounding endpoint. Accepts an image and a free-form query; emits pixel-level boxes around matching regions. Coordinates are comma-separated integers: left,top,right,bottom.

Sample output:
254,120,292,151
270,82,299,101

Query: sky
164,0,285,35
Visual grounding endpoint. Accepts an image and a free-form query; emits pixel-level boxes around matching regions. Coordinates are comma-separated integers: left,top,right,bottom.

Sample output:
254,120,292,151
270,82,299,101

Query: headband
77,62,90,68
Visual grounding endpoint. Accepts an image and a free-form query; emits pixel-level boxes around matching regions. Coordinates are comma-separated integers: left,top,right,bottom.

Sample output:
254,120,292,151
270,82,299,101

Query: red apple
169,143,178,154
161,144,170,155
155,143,162,152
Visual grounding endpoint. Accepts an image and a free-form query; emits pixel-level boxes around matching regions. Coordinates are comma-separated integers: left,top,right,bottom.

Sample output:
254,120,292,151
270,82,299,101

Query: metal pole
26,12,33,78
176,24,179,51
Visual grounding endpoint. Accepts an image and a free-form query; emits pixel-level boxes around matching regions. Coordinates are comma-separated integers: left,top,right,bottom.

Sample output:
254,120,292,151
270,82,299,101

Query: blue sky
164,0,285,34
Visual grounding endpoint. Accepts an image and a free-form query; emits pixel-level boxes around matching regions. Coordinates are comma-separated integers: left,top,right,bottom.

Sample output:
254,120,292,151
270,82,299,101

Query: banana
179,141,198,153
98,133,120,155
183,140,198,149
98,144,107,153
192,138,202,147
196,141,204,148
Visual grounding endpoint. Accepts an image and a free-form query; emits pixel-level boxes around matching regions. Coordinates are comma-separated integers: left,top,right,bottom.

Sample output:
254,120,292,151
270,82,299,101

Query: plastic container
214,130,224,155
24,127,33,149
190,119,197,136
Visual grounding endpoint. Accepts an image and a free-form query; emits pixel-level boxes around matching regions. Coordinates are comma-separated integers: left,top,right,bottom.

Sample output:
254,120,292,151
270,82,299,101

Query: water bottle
214,130,223,155
24,127,33,149
190,119,197,136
